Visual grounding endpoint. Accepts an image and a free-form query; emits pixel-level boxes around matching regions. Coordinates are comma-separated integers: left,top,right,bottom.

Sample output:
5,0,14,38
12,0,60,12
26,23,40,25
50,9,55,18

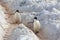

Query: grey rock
6,24,40,40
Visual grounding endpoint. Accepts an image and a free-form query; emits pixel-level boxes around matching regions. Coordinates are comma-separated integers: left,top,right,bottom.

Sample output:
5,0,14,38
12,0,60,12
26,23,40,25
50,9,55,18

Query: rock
2,0,44,12
5,24,40,40
1,0,60,40
0,5,9,29
0,26,5,40
35,9,60,40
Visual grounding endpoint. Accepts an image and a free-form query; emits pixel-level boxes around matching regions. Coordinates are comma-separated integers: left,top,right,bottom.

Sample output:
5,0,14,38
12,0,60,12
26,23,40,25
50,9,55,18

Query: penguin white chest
14,12,21,22
33,20,41,33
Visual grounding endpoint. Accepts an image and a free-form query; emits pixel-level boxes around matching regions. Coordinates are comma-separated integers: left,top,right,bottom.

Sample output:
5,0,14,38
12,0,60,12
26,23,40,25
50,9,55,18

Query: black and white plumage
33,17,41,33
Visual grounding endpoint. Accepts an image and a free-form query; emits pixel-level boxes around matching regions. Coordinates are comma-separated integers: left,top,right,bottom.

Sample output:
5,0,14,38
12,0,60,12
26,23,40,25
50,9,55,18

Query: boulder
5,24,40,40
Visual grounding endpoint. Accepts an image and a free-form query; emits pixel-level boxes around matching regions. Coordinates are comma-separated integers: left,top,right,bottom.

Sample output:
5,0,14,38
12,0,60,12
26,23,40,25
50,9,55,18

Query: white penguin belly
34,20,41,32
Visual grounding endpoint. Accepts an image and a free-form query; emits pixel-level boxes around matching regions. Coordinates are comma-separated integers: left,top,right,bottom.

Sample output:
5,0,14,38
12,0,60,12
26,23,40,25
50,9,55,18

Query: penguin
33,17,41,33
6,10,21,24
14,10,21,24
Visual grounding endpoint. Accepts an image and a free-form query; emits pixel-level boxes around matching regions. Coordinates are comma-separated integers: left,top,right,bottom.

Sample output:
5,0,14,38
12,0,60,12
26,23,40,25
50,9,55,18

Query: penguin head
34,17,37,20
16,10,19,12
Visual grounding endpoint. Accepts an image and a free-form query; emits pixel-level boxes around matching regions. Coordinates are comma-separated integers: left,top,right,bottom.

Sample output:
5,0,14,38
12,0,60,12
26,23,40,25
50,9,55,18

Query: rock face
0,5,9,29
0,26,5,40
5,24,40,40
1,0,60,40
0,5,8,40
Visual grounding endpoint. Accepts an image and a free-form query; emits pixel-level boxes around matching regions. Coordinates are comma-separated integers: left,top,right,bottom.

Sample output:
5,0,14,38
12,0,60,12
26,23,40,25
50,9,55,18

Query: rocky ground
0,0,60,40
